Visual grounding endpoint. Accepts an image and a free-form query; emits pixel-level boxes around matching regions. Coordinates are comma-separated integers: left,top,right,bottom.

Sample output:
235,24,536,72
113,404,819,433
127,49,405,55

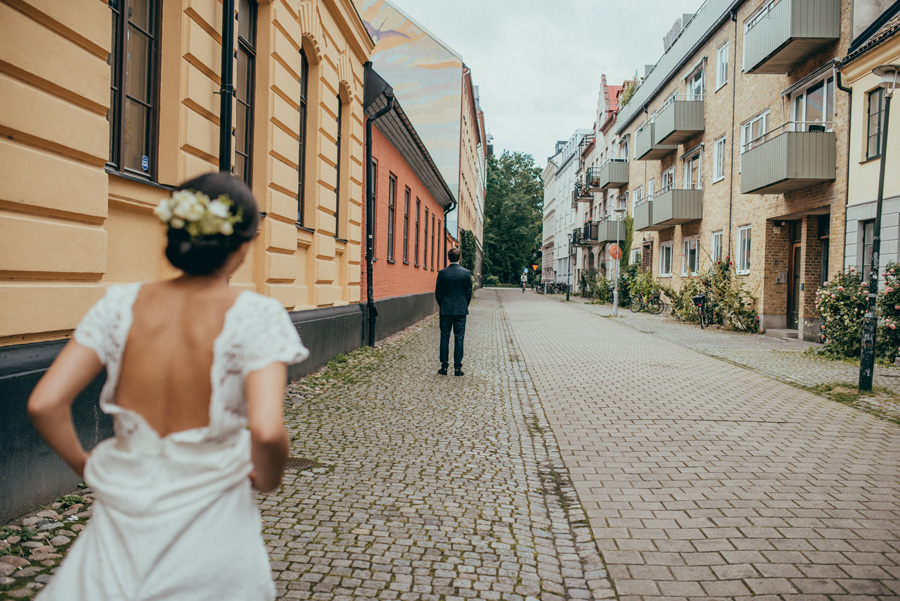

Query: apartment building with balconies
572,76,628,285
618,0,851,340
542,130,592,285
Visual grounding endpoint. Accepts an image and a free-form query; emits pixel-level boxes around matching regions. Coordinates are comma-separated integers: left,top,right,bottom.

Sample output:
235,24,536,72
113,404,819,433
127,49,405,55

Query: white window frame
740,111,769,154
659,241,673,277
683,149,702,190
711,231,723,263
713,136,726,182
661,167,675,192
789,74,836,132
632,185,643,211
681,237,699,276
647,178,655,201
629,248,641,266
737,225,751,274
716,42,728,90
684,59,705,100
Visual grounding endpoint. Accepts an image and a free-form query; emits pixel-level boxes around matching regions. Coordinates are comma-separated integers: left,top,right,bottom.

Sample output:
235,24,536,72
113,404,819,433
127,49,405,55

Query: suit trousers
439,315,466,368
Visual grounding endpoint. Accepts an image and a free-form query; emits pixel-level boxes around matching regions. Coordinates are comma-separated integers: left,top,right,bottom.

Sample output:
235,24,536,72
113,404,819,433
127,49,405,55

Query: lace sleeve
72,288,114,365
243,297,309,376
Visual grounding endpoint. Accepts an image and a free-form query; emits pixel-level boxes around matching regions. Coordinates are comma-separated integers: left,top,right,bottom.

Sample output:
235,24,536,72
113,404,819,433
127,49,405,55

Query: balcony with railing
634,121,677,160
655,93,705,145
571,227,589,247
740,122,836,194
650,183,703,227
594,217,625,244
582,221,600,245
573,181,593,205
596,159,629,190
633,199,654,231
584,167,602,190
743,0,840,74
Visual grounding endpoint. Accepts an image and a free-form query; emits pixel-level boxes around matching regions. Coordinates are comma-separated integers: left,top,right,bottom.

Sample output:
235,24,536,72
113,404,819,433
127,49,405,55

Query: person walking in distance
521,272,527,292
435,247,472,376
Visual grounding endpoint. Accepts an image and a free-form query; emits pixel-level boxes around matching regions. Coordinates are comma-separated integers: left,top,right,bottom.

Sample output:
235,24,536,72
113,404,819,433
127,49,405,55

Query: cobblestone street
4,289,900,600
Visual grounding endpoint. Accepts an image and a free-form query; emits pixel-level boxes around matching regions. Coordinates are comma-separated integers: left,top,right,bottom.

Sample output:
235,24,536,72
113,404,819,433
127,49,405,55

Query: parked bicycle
630,290,665,314
692,293,709,328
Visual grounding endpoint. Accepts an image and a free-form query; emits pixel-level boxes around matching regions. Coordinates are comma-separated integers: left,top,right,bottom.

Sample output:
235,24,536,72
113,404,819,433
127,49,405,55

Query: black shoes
438,367,448,375
454,368,464,377
438,366,463,376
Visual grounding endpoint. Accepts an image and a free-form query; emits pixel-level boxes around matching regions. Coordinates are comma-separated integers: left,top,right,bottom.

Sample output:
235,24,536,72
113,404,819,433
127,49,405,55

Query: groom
435,247,472,376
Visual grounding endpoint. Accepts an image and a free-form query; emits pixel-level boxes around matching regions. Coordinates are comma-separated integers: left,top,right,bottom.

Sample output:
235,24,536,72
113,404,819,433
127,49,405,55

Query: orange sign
609,244,621,260
531,264,539,271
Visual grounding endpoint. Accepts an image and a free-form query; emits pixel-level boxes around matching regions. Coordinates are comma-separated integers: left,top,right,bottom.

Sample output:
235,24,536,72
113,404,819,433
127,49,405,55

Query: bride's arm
245,362,290,493
28,341,105,478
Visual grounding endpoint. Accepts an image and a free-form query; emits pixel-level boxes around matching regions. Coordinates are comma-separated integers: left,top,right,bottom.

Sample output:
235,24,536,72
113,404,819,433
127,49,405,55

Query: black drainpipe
727,8,738,259
365,75,395,347
443,200,457,268
218,0,236,172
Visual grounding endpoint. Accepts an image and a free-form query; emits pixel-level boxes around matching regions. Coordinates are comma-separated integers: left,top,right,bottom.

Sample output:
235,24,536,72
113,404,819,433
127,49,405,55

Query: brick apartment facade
610,0,853,340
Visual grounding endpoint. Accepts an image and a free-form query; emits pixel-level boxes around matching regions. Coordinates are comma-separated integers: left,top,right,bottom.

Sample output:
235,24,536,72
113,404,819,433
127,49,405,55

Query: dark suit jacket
435,263,472,316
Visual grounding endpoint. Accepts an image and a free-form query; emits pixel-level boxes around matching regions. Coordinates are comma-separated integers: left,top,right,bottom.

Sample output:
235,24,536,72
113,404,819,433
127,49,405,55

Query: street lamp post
860,64,900,392
566,233,572,301
613,207,626,317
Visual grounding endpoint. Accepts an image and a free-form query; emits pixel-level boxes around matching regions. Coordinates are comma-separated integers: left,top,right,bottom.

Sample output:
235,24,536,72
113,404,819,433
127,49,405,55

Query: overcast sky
389,0,704,166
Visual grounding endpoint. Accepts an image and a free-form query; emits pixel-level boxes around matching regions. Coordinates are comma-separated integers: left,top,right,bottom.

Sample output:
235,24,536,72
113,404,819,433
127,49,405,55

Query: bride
28,172,308,600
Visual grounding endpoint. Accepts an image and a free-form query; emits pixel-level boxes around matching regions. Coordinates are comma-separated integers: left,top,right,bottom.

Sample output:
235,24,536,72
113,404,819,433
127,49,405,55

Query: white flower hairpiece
154,190,242,238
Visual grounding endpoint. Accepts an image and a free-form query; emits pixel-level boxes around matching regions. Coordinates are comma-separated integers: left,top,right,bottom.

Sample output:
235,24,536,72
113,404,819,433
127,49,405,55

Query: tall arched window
297,48,309,225
335,94,343,237
235,0,257,185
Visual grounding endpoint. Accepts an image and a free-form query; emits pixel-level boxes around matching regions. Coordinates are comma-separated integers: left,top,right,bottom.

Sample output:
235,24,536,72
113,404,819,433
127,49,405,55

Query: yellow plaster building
1,0,372,347
0,0,372,521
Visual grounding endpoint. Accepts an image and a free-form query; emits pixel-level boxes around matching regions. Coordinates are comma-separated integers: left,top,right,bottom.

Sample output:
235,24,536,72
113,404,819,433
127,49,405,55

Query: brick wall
361,126,448,301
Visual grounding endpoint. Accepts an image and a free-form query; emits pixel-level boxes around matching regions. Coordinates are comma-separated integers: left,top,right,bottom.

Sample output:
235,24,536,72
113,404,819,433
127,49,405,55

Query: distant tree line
483,151,543,284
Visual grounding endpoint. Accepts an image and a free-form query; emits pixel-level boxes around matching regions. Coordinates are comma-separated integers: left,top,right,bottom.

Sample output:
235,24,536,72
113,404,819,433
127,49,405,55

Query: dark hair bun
165,229,235,276
164,172,260,276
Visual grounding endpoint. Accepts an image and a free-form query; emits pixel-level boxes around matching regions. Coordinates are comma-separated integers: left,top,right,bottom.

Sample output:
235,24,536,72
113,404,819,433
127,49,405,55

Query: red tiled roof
845,10,900,64
607,86,623,113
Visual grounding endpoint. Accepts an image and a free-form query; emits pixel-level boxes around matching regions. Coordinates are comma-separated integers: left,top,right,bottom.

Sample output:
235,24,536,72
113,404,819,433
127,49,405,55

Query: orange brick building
362,70,455,340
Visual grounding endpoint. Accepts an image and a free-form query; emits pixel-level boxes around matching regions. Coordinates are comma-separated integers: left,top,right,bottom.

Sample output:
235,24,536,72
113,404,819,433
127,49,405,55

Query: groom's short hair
448,248,461,263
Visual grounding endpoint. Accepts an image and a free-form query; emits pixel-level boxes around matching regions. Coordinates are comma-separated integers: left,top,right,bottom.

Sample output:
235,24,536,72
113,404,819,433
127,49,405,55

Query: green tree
459,229,476,271
483,151,543,284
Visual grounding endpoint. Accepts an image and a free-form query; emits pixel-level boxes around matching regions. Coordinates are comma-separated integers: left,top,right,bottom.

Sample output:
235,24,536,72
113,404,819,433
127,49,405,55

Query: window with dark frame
415,198,421,267
234,0,257,186
335,94,342,237
297,48,309,225
424,207,429,270
437,219,442,268
387,175,396,261
862,220,875,281
403,188,410,263
431,214,435,271
868,88,885,160
107,0,160,177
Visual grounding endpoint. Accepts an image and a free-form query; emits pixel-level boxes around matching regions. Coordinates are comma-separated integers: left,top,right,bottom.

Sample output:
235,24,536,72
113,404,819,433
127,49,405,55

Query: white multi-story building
542,130,592,286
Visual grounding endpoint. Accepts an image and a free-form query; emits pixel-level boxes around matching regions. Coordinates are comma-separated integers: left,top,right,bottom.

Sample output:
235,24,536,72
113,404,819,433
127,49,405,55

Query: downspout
727,8,738,259
444,199,457,268
836,65,852,277
218,0,235,172
365,78,395,347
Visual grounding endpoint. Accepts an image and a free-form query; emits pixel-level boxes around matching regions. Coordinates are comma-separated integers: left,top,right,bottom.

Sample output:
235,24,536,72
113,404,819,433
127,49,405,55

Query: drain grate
284,457,316,470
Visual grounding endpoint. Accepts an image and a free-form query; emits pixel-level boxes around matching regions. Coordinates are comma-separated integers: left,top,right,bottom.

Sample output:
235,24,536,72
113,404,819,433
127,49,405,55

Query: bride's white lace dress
37,283,308,601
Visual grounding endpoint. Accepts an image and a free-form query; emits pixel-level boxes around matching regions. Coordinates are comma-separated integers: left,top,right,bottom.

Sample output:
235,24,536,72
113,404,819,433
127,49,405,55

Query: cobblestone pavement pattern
6,289,900,600
262,295,613,600
506,289,900,600
565,295,900,402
